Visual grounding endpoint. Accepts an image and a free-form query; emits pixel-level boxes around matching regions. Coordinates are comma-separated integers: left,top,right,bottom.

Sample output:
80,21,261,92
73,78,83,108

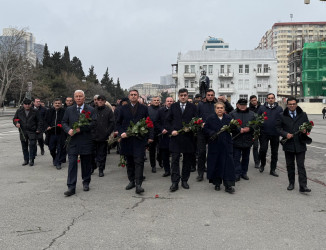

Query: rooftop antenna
290,14,293,22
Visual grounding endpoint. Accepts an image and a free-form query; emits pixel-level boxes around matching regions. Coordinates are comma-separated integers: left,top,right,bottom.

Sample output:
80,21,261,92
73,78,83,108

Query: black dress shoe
235,176,240,182
83,184,89,191
270,171,279,177
64,189,76,196
56,164,62,170
181,181,189,189
41,149,45,155
125,182,135,190
254,163,260,169
259,165,265,173
204,167,207,172
142,176,146,181
22,160,29,166
99,170,104,177
225,186,235,194
170,183,178,192
190,167,196,172
299,186,311,193
241,174,249,180
29,160,34,166
287,183,294,191
215,185,221,191
196,174,204,182
162,172,171,177
135,185,144,194
151,167,156,173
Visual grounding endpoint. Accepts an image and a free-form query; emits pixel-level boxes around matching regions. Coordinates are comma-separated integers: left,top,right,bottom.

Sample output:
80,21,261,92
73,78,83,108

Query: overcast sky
1,0,326,88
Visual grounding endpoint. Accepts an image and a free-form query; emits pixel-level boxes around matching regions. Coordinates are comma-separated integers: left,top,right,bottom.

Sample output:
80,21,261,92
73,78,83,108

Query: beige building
256,22,326,97
129,83,175,102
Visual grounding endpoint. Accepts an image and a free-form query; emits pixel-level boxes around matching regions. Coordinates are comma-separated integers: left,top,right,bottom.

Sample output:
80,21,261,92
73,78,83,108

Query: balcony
218,87,235,94
218,72,234,78
183,72,196,78
172,73,178,78
256,86,269,93
186,88,196,93
256,72,271,77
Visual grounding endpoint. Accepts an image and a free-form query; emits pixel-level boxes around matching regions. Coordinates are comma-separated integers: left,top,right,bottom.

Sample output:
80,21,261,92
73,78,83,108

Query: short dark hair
53,98,62,102
129,89,139,95
267,93,275,98
178,88,188,95
206,89,215,94
287,96,298,104
250,95,257,100
97,95,106,101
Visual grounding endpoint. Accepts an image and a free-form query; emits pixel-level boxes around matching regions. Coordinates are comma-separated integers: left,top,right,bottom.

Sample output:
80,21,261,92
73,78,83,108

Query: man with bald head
62,90,95,196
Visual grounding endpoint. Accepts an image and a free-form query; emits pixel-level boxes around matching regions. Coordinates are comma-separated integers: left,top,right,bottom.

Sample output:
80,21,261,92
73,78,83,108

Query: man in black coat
166,88,197,192
230,99,256,181
62,90,95,196
13,99,42,166
249,95,261,168
257,93,283,177
276,97,311,192
92,95,115,177
44,98,65,170
196,89,217,181
116,90,154,194
33,98,47,155
156,96,174,177
148,96,161,173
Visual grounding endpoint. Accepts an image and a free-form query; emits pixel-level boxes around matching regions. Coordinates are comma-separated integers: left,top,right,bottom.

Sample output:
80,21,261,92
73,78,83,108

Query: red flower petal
264,116,268,120
264,112,267,115
155,194,159,198
310,121,314,126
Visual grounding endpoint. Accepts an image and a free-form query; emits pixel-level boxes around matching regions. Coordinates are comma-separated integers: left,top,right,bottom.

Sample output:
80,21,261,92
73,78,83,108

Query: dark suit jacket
166,101,197,153
13,108,42,141
116,103,154,157
156,106,170,149
62,104,95,155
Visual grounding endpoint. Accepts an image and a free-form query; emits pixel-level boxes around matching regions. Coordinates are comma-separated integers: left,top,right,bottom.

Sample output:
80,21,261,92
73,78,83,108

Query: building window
263,64,269,73
227,65,231,74
190,65,195,73
202,65,207,72
239,65,243,74
238,79,243,90
257,64,262,73
244,79,249,90
209,80,213,88
220,65,225,74
185,80,189,88
185,65,190,73
239,94,248,100
220,80,225,88
258,95,265,104
190,81,195,88
208,65,213,74
245,65,249,74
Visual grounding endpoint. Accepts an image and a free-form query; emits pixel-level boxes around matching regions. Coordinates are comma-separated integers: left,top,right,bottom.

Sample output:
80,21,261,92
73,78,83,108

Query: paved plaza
0,114,325,249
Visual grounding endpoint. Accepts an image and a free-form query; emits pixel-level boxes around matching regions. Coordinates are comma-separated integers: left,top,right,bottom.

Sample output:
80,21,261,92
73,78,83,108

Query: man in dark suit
276,96,311,192
33,98,47,155
13,99,42,166
116,89,154,194
62,90,95,196
166,88,197,192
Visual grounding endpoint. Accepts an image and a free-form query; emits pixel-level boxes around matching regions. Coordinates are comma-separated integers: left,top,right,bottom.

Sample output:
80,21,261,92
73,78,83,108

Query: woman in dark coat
203,102,236,193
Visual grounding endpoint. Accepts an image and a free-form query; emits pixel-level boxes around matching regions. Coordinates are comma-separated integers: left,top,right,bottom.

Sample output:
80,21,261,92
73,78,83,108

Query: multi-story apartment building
202,37,229,51
256,22,326,97
172,49,277,107
129,83,176,102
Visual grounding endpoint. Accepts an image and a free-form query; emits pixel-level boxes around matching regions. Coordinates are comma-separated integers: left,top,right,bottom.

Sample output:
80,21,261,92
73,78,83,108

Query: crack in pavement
129,195,180,210
42,195,90,250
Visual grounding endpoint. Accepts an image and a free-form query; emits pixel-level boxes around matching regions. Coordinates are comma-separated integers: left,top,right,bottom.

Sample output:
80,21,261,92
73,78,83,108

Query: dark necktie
77,106,81,113
181,104,185,113
291,111,295,118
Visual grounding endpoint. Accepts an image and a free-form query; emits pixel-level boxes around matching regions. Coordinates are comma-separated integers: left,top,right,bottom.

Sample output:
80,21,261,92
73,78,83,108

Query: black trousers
125,155,144,185
48,134,64,165
259,134,279,171
149,136,158,168
67,154,92,189
160,148,170,174
21,135,37,161
285,151,307,187
94,141,108,170
171,152,192,183
252,138,260,165
37,132,44,151
197,130,207,175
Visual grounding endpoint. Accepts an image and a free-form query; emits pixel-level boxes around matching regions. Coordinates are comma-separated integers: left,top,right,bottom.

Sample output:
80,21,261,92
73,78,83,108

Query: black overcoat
276,106,310,153
13,108,42,141
62,104,95,155
156,106,170,149
44,107,65,135
166,101,197,153
92,105,115,142
116,103,154,157
203,113,235,182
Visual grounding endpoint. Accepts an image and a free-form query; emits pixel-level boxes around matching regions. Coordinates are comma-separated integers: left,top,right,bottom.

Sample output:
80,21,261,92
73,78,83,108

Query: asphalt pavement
0,115,325,250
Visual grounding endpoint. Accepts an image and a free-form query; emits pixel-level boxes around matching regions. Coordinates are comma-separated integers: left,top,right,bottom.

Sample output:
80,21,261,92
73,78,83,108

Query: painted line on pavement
307,145,326,150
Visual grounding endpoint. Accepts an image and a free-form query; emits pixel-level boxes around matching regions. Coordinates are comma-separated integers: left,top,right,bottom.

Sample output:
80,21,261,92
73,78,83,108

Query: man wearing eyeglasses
257,93,283,177
276,97,311,193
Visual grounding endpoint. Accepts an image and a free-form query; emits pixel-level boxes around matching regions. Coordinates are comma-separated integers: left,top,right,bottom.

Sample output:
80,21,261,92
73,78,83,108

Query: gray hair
93,94,99,99
74,90,85,96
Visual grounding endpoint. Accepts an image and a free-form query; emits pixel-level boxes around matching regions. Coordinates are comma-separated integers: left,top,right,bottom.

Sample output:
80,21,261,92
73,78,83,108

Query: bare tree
0,28,29,106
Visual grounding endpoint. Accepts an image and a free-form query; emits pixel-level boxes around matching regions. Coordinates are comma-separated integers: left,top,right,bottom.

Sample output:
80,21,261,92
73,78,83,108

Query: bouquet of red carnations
108,116,153,146
247,112,268,141
280,120,314,145
170,117,204,137
209,119,242,142
13,119,26,142
65,110,92,148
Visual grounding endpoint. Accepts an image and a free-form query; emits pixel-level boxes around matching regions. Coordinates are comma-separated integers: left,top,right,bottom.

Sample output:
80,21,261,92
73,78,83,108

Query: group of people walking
13,88,312,196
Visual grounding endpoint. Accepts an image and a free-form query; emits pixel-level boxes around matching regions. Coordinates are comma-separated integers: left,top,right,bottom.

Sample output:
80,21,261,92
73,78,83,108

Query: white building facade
173,50,277,107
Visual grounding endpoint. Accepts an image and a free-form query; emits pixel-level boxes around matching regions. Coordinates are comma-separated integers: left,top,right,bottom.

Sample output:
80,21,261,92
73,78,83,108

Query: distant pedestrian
249,95,261,169
322,107,326,119
33,98,46,155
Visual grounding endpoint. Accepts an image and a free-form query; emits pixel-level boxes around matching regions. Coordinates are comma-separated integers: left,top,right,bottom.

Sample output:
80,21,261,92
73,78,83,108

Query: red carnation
307,132,310,135
310,121,314,126
82,110,86,114
264,112,267,115
77,159,80,163
121,164,125,167
237,119,242,126
57,124,62,128
264,116,268,120
155,194,159,198
197,119,203,124
85,114,90,119
147,122,154,128
87,111,91,115
14,119,20,122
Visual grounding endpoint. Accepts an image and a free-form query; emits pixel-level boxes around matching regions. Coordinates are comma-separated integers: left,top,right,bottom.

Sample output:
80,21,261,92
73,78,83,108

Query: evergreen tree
61,46,71,72
100,67,114,93
71,56,85,79
115,77,125,99
51,51,62,75
87,65,99,84
42,43,52,68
